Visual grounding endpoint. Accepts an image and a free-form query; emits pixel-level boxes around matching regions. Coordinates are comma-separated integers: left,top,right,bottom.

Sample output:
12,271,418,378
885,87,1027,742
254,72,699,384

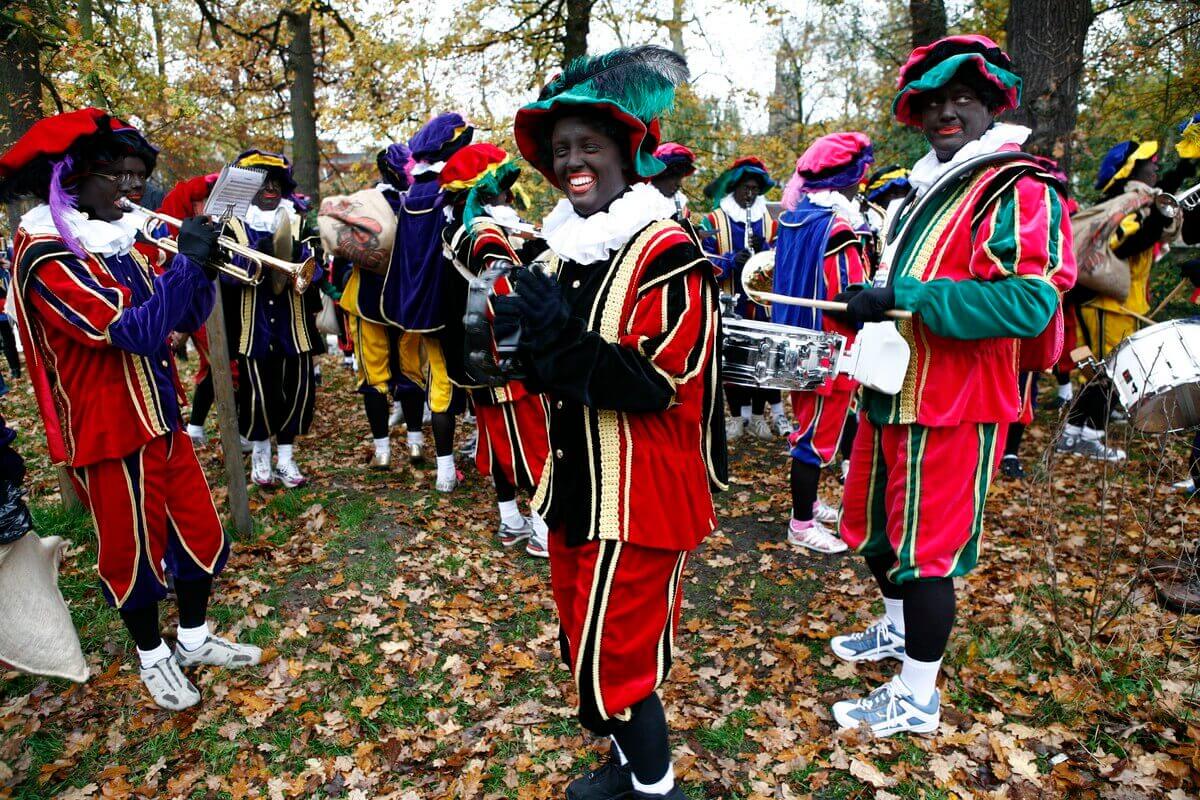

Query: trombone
120,201,317,293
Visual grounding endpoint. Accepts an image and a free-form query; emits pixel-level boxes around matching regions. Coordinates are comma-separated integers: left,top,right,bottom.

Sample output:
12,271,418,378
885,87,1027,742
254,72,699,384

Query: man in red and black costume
0,109,261,711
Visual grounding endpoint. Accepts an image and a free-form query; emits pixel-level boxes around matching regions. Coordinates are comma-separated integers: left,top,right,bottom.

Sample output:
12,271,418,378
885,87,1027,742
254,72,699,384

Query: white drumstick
748,289,913,320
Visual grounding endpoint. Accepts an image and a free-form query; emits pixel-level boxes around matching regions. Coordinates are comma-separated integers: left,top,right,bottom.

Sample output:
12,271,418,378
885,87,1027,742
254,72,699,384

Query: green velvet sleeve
893,275,1059,340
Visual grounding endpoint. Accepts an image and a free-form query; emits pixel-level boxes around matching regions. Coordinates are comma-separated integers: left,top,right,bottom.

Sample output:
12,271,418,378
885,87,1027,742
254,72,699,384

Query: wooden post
204,287,253,537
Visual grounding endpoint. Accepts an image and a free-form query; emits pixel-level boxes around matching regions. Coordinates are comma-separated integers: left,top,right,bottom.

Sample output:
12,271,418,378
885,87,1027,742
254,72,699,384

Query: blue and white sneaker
830,618,905,662
831,676,940,737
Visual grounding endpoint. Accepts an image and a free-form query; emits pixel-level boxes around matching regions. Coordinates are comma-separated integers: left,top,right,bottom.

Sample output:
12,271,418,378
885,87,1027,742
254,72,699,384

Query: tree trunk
285,8,320,203
0,23,44,234
77,0,106,106
151,4,167,80
1005,0,1094,173
562,0,594,67
667,0,686,58
909,0,947,49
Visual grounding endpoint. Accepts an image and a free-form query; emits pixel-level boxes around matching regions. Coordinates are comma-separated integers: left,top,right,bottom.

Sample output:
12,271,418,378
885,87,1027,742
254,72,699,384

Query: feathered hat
0,107,158,259
893,35,1022,128
781,132,873,210
409,113,474,167
514,45,690,188
864,165,911,204
232,149,297,195
653,142,697,177
1096,140,1158,193
703,156,776,209
439,143,521,229
1176,112,1200,160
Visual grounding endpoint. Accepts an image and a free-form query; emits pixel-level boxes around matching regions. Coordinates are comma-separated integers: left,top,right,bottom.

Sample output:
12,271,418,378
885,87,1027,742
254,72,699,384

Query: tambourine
463,258,526,386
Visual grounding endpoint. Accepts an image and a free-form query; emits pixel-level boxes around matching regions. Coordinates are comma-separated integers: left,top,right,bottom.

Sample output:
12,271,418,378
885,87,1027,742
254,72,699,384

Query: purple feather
49,157,87,260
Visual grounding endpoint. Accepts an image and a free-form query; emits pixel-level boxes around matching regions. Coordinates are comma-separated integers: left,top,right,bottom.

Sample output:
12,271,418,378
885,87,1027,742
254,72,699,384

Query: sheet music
203,166,266,221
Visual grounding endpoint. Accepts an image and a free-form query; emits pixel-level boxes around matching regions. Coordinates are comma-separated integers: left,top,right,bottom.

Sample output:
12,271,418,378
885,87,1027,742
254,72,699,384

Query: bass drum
1107,319,1200,433
722,318,843,392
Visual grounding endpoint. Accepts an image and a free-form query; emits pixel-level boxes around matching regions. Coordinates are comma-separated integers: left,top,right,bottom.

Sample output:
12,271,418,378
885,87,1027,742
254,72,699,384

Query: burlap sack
318,189,396,275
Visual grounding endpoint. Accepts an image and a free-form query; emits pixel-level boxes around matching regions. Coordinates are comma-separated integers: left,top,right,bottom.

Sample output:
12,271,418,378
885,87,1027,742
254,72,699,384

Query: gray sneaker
497,516,533,547
175,635,262,669
831,676,940,737
1066,435,1126,462
140,655,200,710
830,618,906,662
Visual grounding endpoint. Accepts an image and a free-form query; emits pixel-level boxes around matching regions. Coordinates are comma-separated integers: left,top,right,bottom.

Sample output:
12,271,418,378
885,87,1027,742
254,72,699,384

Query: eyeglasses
89,171,146,184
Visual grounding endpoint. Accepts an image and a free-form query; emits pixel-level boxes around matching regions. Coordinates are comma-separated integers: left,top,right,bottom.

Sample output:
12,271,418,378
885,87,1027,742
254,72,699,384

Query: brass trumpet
1154,181,1200,220
120,201,316,293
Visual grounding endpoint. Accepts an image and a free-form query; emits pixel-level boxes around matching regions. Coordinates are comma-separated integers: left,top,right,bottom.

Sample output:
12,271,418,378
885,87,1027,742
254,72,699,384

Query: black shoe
628,787,689,799
566,753,633,800
1000,455,1025,479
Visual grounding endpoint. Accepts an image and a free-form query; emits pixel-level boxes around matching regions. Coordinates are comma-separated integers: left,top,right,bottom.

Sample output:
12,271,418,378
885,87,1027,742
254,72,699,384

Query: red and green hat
893,35,1021,128
703,156,776,209
514,45,689,189
439,142,521,228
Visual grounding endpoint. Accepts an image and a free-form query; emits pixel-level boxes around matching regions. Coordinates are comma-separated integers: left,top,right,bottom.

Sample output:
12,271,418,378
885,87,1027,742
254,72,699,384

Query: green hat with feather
514,45,690,189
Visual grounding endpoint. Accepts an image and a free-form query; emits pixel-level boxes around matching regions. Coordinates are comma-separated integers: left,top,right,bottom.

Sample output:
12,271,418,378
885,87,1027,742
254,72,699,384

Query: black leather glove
829,284,896,326
748,232,765,251
506,267,572,352
1181,258,1200,288
489,294,522,348
177,216,219,278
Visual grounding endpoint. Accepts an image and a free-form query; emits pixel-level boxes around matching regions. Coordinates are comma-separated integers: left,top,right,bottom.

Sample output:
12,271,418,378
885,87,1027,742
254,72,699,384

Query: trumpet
120,201,317,293
1154,181,1200,220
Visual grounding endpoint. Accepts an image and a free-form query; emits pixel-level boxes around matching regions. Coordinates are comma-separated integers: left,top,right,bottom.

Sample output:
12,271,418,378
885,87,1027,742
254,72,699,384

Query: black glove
828,284,896,326
506,267,572,352
489,294,522,348
748,232,765,251
177,216,219,278
733,249,753,269
1181,258,1200,288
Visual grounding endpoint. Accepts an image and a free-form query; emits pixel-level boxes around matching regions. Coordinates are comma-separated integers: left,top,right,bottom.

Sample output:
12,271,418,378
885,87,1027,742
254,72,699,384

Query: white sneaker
787,519,847,553
525,531,549,558
770,412,793,437
725,416,746,442
251,451,274,486
830,617,906,662
275,460,308,488
497,517,533,547
186,424,207,447
175,635,263,669
748,416,773,441
239,435,254,455
831,676,940,737
813,499,840,525
388,401,405,429
436,472,459,493
139,654,200,711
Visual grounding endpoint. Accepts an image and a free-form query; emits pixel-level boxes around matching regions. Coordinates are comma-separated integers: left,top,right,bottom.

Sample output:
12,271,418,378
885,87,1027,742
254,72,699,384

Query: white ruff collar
541,182,677,265
719,193,767,223
411,161,445,176
19,204,139,258
245,198,295,234
804,190,865,228
908,123,1031,197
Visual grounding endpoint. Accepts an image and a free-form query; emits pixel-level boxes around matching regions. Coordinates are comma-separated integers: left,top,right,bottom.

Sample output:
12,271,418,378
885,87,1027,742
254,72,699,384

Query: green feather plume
539,45,689,123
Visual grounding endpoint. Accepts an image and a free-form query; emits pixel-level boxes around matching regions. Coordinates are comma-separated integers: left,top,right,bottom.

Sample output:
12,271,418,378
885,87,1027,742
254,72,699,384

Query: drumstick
1149,278,1188,319
749,289,914,320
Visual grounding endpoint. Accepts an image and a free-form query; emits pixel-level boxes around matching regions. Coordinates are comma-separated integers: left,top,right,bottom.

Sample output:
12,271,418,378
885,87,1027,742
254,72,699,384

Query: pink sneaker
787,518,847,553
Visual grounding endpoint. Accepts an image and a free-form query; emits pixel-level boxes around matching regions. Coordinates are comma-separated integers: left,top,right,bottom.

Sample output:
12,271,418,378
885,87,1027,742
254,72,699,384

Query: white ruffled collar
19,204,140,258
719,193,768,224
803,190,866,228
908,123,1031,197
245,198,295,234
541,182,677,265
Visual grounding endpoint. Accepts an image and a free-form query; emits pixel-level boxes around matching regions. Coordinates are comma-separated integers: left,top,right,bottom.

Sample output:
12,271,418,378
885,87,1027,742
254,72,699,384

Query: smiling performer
699,156,787,441
0,109,261,711
503,46,724,799
825,36,1075,736
438,143,551,558
774,132,874,554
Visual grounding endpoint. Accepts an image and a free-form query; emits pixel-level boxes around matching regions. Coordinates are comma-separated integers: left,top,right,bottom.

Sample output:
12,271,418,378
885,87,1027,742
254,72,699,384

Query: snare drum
1106,319,1200,433
722,318,844,391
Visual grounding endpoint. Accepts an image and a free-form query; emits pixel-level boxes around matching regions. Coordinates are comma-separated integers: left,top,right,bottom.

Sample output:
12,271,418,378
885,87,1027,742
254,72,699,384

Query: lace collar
19,204,139,258
245,198,295,234
719,193,768,224
541,182,677,265
803,190,866,228
908,123,1031,197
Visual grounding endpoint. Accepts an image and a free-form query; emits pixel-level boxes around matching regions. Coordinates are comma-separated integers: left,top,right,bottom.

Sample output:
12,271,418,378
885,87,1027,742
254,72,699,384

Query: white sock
610,736,629,766
407,431,425,446
186,424,205,438
436,454,455,483
529,510,548,539
900,654,942,706
373,437,391,457
276,444,295,466
176,621,210,652
1057,382,1073,401
391,400,401,414
739,406,752,421
771,401,786,418
497,499,522,528
1063,423,1083,437
883,597,906,634
252,439,271,458
631,763,676,795
137,641,172,669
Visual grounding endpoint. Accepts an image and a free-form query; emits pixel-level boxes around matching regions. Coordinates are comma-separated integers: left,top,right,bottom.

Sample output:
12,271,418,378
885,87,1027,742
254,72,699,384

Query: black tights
1004,422,1025,458
840,413,857,461
790,459,819,521
399,390,425,432
864,553,955,662
431,411,455,458
1067,379,1115,430
612,693,670,785
118,575,213,651
364,389,390,439
189,374,214,427
493,468,516,503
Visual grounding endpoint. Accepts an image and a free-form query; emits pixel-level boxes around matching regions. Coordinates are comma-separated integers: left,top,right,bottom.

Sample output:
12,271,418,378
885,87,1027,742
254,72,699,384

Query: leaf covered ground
2,354,1200,799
